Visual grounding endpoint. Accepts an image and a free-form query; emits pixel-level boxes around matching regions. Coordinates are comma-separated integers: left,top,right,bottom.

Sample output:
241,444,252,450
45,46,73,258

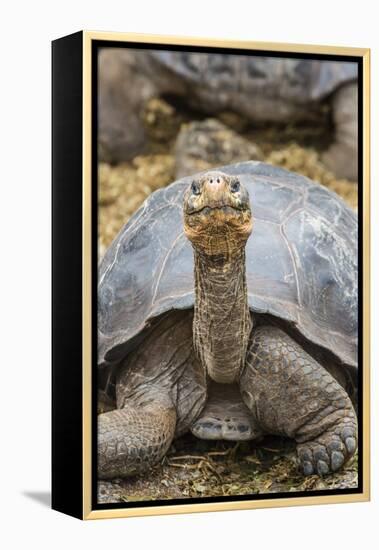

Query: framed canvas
52,31,370,520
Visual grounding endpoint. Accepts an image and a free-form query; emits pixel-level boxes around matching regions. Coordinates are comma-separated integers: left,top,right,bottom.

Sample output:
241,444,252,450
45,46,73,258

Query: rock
174,118,263,178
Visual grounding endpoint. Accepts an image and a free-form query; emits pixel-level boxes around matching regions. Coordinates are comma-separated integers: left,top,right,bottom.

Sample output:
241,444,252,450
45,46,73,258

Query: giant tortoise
99,50,358,179
98,162,358,480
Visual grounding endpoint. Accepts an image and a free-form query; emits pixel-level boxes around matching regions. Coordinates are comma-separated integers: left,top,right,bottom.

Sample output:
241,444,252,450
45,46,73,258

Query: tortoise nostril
210,179,213,184
217,178,220,183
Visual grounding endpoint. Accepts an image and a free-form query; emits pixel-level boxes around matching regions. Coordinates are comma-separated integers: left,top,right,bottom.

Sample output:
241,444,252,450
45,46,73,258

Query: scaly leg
240,326,357,476
98,392,176,479
98,312,206,479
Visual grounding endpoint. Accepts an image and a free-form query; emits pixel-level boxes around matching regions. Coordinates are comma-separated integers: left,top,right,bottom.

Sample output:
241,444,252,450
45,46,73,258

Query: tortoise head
183,171,253,258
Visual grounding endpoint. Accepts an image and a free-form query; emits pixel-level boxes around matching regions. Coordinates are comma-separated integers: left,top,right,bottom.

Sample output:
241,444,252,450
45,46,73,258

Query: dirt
97,96,358,503
98,434,358,504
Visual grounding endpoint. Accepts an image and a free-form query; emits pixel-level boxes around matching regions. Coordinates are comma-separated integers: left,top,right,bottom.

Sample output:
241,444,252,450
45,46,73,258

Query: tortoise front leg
98,395,176,479
240,326,357,476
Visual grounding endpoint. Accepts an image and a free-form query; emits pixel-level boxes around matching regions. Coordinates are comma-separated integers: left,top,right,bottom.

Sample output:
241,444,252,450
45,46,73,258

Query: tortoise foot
241,325,358,478
297,417,357,476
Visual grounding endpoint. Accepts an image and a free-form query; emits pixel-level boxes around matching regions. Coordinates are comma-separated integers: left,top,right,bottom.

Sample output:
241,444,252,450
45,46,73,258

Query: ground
98,96,358,503
98,434,358,504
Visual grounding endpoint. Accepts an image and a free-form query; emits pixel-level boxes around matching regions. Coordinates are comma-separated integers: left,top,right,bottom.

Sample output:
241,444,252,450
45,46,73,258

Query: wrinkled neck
193,246,252,384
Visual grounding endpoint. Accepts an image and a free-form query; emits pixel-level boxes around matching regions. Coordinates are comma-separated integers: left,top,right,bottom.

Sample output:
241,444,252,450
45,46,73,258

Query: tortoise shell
147,52,358,103
98,162,357,375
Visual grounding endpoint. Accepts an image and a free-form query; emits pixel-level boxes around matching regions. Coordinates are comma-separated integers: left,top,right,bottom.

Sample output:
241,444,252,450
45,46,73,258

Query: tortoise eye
230,179,240,193
191,181,201,195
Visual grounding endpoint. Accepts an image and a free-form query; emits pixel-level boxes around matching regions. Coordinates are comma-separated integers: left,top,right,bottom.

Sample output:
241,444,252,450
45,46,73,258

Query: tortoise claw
297,418,357,477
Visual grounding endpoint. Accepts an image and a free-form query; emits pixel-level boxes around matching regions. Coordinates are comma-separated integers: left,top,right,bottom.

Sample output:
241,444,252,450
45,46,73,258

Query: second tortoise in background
99,49,358,180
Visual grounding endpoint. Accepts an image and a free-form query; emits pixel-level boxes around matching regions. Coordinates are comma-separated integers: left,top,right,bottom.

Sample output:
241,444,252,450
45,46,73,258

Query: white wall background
1,0,377,548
